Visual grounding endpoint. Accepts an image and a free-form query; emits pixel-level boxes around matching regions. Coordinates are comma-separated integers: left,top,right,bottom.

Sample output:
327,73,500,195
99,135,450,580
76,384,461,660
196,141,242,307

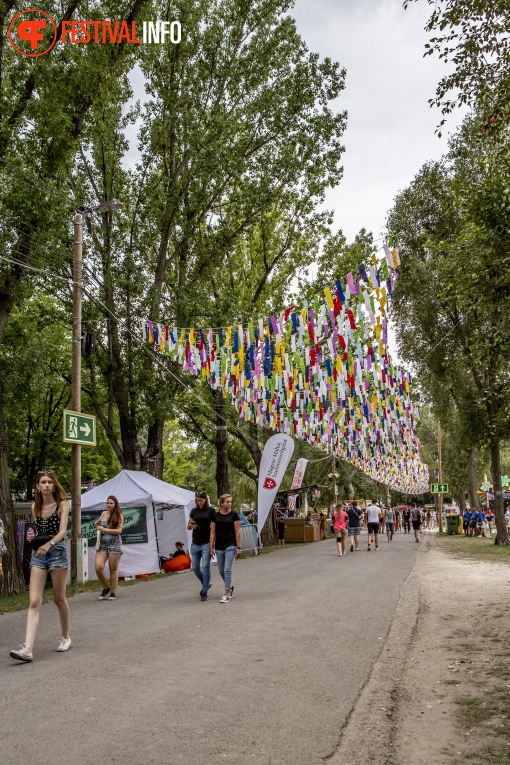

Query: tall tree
388,118,510,543
0,0,149,593
75,0,346,488
405,0,510,131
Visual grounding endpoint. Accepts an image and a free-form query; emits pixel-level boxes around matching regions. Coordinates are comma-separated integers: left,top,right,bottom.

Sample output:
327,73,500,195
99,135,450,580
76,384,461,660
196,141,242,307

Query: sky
126,0,467,359
290,0,465,244
127,0,466,244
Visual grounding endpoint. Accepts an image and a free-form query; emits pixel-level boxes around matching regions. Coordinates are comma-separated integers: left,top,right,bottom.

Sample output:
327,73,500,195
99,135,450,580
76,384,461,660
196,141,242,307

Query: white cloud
292,0,467,242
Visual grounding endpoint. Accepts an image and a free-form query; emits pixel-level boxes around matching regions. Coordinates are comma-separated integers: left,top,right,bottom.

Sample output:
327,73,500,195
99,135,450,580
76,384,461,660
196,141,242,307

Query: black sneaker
200,593,208,601
99,588,110,600
109,592,116,600
229,585,235,599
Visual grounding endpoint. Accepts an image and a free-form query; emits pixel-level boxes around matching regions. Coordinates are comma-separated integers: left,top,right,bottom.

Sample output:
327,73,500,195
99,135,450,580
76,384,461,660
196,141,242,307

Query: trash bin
446,514,460,535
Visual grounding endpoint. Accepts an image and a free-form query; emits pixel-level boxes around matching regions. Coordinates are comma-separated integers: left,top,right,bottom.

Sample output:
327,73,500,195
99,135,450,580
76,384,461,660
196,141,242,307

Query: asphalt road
0,531,422,765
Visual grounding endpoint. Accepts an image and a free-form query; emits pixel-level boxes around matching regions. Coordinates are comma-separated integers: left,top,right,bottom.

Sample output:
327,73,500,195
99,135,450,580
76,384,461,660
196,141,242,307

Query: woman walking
332,502,348,556
94,496,124,600
210,494,241,603
188,491,215,601
10,471,71,662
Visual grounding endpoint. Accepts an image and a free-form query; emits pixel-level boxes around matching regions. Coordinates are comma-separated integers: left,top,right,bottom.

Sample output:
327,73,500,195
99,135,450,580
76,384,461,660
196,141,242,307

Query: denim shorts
30,541,70,571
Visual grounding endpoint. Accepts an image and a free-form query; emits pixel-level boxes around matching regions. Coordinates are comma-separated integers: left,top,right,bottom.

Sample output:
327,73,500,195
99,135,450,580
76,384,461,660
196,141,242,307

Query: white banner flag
257,434,295,534
290,457,308,490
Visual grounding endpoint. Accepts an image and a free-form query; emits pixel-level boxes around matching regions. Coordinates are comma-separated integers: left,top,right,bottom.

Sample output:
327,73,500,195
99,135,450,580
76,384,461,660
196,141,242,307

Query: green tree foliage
1,293,120,498
406,0,510,130
74,0,347,487
387,116,510,542
0,0,150,593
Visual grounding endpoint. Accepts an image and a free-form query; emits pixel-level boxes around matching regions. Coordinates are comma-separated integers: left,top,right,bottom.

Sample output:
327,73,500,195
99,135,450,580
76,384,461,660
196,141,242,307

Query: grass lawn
434,531,510,564
0,573,167,616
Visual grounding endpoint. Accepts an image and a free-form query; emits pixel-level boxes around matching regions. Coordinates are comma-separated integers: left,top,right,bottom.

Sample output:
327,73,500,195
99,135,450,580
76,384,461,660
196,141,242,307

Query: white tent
79,470,195,579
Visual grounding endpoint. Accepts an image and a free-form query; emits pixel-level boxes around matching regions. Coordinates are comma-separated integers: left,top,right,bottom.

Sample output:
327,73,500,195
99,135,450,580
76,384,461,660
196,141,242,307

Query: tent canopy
81,469,195,511
79,470,196,578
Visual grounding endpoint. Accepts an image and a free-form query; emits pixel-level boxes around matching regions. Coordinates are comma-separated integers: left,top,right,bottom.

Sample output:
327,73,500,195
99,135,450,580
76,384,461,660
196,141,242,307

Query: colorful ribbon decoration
142,247,429,494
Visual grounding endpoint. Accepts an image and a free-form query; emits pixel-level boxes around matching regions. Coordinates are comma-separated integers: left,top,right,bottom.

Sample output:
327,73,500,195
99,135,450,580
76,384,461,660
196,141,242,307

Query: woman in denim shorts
10,471,71,663
94,495,124,600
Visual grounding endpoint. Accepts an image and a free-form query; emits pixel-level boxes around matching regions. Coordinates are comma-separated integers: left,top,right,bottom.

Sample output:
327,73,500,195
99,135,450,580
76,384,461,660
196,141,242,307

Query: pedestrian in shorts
365,500,380,551
347,503,363,552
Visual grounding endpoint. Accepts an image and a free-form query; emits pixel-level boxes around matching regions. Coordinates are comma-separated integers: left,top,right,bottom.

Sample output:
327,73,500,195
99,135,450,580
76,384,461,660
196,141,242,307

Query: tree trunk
467,447,481,511
142,419,164,478
458,491,466,515
0,367,25,595
260,512,276,546
213,389,230,497
490,435,508,545
247,422,262,477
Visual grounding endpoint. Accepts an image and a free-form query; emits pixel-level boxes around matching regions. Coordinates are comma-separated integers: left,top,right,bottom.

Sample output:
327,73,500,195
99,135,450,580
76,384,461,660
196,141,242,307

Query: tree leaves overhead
406,0,510,131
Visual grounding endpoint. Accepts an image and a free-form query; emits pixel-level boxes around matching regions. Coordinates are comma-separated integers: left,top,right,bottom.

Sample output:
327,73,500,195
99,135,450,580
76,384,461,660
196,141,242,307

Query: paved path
0,531,422,765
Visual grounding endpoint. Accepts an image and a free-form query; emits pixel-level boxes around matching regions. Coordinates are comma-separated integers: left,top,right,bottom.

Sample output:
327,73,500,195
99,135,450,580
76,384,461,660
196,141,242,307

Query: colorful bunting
142,247,429,494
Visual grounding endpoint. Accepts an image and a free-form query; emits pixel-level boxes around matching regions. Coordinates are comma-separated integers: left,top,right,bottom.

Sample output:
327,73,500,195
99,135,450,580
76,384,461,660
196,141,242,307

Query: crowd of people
330,500,426,554
9,474,243,663
7,470,508,664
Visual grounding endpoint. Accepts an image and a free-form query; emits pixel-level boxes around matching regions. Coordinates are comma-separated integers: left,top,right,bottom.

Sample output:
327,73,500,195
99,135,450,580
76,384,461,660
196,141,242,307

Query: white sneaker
57,637,72,652
220,595,230,603
10,645,33,662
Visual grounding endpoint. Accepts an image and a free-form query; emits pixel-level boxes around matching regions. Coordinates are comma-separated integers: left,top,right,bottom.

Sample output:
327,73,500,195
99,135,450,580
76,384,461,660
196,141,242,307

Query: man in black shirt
188,492,215,601
347,503,363,552
402,507,411,534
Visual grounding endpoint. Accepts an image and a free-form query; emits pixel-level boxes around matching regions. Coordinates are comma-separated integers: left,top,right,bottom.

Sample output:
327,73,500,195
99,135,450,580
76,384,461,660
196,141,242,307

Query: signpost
430,483,448,494
63,410,96,446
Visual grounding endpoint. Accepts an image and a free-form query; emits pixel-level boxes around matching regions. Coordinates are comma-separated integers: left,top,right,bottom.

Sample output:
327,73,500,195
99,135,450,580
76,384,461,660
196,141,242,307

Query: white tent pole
152,502,162,569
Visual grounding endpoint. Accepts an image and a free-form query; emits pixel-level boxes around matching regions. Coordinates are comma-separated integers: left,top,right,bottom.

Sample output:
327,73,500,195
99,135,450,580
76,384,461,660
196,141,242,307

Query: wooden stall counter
283,518,321,543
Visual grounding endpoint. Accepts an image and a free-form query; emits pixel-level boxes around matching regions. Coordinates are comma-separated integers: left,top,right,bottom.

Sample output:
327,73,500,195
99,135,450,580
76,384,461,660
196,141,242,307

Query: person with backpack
347,503,363,552
332,503,348,556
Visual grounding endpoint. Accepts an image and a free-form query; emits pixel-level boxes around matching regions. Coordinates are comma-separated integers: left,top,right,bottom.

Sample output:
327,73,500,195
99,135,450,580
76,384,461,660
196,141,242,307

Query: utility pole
71,213,83,581
438,420,443,533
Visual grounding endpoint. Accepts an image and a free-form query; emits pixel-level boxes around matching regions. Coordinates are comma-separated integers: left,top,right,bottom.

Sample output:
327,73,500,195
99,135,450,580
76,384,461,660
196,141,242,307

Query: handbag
30,535,52,551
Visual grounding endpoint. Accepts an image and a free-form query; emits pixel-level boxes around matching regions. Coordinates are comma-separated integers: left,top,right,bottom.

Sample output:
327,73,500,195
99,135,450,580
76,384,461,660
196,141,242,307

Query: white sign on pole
290,457,308,490
257,434,295,534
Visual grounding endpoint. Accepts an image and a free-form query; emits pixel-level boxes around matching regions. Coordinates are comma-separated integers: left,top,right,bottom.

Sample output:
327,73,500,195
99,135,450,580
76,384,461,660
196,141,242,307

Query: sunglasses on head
37,471,54,478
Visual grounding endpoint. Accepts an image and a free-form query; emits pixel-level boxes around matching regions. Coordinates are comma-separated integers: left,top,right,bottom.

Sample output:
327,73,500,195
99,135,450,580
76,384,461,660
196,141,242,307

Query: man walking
402,506,411,534
347,502,363,552
410,505,422,543
385,505,395,541
365,500,380,551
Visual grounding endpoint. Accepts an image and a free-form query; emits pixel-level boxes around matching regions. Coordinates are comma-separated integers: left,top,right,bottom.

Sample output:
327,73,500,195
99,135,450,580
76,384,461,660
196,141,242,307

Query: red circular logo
8,8,57,58
26,527,35,542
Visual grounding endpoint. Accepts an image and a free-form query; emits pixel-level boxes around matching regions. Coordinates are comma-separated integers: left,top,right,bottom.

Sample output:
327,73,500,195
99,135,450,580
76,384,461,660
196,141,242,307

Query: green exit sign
63,410,96,446
431,483,448,493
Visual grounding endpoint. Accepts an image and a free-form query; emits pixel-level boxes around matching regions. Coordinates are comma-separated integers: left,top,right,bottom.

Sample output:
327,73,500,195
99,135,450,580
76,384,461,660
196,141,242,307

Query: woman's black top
213,510,240,550
35,506,61,536
189,505,215,545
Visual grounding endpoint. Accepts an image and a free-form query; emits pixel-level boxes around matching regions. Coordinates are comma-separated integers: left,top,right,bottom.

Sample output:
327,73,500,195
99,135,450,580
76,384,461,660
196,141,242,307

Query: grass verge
435,532,510,564
0,572,167,616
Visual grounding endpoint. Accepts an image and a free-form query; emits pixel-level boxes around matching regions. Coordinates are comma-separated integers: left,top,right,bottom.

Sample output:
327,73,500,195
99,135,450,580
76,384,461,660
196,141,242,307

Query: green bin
446,514,460,535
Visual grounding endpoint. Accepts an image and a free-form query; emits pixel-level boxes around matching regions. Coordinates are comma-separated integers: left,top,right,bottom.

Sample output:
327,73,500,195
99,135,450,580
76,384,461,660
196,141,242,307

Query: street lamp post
70,200,122,582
